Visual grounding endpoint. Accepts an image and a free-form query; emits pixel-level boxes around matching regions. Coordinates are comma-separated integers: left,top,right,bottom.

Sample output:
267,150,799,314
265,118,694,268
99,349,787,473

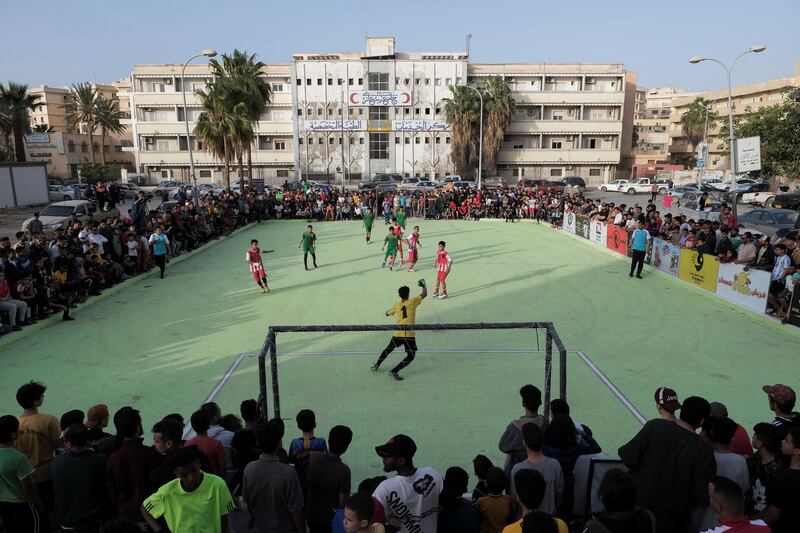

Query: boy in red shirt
406,226,421,272
245,239,272,294
433,241,453,299
390,218,405,264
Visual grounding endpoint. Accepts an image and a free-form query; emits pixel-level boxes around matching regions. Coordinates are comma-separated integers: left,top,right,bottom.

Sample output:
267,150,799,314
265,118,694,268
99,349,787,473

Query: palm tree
195,85,235,188
680,97,717,149
95,97,126,165
445,77,516,179
482,76,516,176
64,82,100,163
32,124,52,133
0,82,41,162
444,85,481,178
209,50,272,190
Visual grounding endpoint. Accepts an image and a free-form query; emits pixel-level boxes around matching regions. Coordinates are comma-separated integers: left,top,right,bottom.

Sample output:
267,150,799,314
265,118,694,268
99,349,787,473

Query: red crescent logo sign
349,92,359,104
401,92,410,104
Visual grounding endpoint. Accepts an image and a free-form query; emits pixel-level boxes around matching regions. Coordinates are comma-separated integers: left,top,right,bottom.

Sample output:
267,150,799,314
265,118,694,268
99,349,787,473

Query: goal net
256,322,568,421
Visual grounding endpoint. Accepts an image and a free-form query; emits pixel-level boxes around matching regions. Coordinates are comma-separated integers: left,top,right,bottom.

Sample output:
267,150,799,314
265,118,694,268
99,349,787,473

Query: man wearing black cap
372,434,443,533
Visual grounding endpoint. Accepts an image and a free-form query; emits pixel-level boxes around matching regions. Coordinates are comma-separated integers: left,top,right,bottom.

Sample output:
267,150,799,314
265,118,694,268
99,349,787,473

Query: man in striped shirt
406,226,421,272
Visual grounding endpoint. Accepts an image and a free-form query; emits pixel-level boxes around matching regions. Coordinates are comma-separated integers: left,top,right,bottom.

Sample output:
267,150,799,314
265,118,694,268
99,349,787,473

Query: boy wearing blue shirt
630,221,651,279
289,409,327,497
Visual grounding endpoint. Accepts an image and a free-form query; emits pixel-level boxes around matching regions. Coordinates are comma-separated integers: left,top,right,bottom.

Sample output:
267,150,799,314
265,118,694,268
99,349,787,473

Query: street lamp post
181,49,217,206
464,85,484,192
689,45,766,218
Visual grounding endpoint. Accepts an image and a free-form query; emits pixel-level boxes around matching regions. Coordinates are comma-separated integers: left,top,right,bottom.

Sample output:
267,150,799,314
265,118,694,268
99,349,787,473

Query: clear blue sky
1,0,797,92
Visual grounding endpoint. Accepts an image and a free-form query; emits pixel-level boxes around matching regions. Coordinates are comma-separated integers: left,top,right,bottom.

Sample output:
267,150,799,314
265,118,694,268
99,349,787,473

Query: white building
122,63,295,183
292,37,465,180
122,37,635,185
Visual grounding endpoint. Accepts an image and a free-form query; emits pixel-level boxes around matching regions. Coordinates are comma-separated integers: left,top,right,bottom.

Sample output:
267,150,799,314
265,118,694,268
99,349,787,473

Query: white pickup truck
600,178,670,195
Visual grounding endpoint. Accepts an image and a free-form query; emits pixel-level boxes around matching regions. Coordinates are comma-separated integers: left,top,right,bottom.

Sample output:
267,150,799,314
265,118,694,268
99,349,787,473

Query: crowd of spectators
2,379,799,533
559,191,800,321
3,179,797,335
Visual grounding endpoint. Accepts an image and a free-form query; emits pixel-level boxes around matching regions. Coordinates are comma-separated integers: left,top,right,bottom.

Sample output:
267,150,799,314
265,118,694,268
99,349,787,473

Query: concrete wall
0,163,49,208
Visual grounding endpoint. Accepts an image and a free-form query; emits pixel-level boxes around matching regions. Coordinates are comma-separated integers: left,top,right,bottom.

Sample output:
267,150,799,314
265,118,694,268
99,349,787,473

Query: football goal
256,322,568,420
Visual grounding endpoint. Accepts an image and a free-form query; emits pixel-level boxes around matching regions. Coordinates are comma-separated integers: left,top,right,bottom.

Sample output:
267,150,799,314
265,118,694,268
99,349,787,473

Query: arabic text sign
348,91,412,106
715,263,770,313
304,120,365,132
394,120,449,132
735,136,761,172
25,133,50,144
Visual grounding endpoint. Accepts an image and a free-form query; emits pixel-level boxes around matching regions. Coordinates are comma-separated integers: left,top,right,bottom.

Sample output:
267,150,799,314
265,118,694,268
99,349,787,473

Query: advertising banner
736,136,762,172
715,263,770,314
678,249,720,293
589,220,607,247
575,215,590,239
606,224,628,255
650,238,680,277
563,212,577,234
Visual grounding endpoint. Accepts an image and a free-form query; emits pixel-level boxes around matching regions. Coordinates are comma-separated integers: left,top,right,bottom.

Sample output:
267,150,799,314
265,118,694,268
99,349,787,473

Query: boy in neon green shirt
142,447,234,533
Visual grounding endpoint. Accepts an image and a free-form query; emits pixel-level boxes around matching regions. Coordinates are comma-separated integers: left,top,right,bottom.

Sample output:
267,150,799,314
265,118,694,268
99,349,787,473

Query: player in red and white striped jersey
406,226,421,272
246,239,272,294
433,241,452,299
391,218,405,264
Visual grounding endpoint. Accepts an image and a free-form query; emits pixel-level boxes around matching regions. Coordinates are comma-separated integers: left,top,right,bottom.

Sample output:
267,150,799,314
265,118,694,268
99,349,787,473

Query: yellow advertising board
678,249,720,292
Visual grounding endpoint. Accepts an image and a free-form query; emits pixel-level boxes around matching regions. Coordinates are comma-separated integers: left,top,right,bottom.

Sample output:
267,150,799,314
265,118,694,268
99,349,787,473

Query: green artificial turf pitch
2,218,798,483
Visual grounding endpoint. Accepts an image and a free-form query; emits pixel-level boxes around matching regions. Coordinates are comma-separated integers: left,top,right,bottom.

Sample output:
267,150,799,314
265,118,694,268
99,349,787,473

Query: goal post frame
257,322,567,421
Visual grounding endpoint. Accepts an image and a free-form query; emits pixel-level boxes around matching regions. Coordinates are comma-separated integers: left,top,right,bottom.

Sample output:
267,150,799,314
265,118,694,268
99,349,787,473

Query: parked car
48,185,75,202
440,175,468,184
720,182,769,204
284,180,324,192
157,201,180,214
401,179,439,191
117,183,153,200
599,179,633,193
563,176,586,190
374,182,400,193
154,181,185,197
358,174,403,191
21,200,119,235
741,190,776,207
670,184,699,200
483,176,506,189
681,191,723,220
450,180,477,190
709,177,759,192
517,178,548,188
738,208,800,237
771,192,800,211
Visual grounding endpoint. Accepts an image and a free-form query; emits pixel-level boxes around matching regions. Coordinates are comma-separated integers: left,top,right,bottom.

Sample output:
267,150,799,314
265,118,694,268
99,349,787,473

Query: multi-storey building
123,37,636,185
293,37,465,181
25,83,134,179
633,87,693,167
470,63,636,183
669,61,799,171
122,63,294,183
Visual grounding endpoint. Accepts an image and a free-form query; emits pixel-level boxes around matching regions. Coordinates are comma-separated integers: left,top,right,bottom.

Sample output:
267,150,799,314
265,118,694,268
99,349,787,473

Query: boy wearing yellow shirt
503,469,567,533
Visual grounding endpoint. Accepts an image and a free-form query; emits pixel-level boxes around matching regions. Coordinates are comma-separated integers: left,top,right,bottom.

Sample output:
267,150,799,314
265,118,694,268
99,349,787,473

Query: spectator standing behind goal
141,445,235,533
503,469,567,533
371,434,443,533
618,396,716,533
14,381,60,527
0,415,43,532
306,425,353,533
437,466,481,533
705,476,770,533
242,420,305,533
583,469,655,533
510,423,563,516
499,385,548,479
763,425,800,533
